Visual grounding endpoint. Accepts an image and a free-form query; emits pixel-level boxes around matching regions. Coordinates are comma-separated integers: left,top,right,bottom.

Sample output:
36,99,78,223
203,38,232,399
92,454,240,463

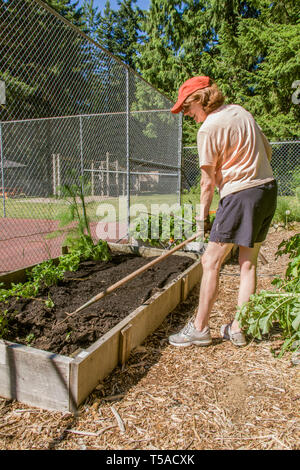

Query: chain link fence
0,0,181,274
182,140,300,197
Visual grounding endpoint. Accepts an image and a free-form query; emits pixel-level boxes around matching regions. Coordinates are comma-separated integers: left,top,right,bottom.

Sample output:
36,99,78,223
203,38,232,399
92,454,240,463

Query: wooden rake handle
56,231,204,326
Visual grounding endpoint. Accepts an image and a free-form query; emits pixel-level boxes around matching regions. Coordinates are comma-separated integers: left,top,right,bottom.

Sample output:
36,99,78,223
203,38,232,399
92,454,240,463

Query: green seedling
25,333,35,345
45,295,54,309
65,331,72,341
0,310,9,338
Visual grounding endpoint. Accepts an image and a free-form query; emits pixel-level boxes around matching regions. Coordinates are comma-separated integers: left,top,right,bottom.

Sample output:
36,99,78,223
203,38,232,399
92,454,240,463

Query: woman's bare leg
194,241,234,331
231,242,262,332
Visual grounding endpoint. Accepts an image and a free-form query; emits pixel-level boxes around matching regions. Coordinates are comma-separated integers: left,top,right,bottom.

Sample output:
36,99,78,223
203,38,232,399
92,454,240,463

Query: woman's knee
239,258,256,274
202,242,233,271
238,243,261,270
202,251,223,271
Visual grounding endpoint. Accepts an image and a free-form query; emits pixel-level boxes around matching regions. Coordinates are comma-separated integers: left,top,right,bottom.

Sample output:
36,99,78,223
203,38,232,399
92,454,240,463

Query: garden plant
236,234,300,357
0,177,111,338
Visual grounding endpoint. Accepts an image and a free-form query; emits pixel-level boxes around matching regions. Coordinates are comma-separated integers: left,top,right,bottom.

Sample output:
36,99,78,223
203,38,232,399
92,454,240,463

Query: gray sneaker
220,323,247,347
168,321,212,347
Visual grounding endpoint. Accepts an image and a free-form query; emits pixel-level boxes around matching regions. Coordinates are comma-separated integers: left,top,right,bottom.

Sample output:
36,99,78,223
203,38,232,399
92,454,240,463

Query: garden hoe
56,229,206,326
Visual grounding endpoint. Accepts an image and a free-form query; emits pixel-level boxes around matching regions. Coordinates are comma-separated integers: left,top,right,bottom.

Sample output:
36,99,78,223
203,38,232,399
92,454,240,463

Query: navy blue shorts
209,180,277,248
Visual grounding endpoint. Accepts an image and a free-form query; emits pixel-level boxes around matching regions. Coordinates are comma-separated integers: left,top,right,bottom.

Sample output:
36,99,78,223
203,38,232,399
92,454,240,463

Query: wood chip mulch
0,225,299,450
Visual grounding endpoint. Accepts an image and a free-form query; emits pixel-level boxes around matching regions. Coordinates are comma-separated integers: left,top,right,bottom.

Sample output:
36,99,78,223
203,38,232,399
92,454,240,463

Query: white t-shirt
197,104,274,199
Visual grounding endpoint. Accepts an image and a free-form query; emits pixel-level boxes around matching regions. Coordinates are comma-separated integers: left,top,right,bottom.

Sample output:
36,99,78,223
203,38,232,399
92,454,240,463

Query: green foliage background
133,0,300,143
1,0,299,143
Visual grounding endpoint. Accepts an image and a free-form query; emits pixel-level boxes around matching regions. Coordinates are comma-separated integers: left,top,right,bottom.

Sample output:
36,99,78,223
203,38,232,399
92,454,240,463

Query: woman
169,76,277,347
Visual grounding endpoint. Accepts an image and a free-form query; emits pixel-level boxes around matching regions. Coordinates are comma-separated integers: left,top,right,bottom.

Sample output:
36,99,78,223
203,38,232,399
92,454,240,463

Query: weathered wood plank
70,325,121,406
119,323,133,365
0,340,73,412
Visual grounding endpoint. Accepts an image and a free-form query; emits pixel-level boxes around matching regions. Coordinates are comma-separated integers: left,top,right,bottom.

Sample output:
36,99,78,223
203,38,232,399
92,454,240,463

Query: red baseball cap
171,76,211,114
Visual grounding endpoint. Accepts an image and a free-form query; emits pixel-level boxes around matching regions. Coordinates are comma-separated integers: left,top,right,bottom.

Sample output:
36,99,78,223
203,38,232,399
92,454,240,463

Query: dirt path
0,226,299,450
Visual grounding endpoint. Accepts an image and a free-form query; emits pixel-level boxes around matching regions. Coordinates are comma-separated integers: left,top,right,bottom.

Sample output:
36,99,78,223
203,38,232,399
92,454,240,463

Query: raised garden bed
0,243,202,412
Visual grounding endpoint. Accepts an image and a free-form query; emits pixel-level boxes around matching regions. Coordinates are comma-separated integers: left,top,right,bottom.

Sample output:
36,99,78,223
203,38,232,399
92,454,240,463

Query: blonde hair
183,82,225,114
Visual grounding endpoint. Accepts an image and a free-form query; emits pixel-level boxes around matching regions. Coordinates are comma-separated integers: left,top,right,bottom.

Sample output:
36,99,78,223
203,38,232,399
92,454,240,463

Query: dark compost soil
2,253,194,356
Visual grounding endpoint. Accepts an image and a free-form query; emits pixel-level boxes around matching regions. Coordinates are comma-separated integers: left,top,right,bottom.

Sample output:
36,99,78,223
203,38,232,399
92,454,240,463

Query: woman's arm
198,165,216,221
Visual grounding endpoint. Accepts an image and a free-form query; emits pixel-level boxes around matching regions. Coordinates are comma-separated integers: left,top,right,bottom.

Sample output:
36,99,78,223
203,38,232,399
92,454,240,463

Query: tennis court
0,217,127,273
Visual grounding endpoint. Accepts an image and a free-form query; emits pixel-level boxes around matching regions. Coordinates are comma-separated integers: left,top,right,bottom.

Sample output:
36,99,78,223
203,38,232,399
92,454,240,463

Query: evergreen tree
114,0,143,69
81,0,101,39
96,0,143,70
96,0,117,52
210,0,300,140
137,0,300,143
136,0,187,92
0,0,85,120
45,0,83,27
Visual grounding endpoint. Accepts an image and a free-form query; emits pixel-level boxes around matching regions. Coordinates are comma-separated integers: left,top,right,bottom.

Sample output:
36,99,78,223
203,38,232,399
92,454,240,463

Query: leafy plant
130,205,200,247
276,235,300,279
53,175,112,261
0,175,112,340
57,252,81,273
25,333,35,345
28,260,64,287
67,238,111,262
273,197,300,224
0,309,9,338
0,281,39,302
45,295,55,309
236,234,300,357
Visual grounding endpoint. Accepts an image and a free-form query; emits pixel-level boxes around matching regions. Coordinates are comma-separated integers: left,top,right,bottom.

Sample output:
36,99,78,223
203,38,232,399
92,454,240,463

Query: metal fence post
0,123,6,217
177,114,183,205
126,68,130,239
79,115,84,181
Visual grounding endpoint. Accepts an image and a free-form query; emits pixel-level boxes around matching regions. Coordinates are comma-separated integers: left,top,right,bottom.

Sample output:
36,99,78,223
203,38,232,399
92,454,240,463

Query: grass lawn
181,190,220,212
1,192,298,224
182,192,300,223
273,195,300,223
0,193,180,223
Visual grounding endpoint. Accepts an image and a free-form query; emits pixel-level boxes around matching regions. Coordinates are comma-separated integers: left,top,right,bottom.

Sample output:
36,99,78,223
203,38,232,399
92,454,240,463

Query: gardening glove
184,241,206,253
184,216,210,253
195,215,211,241
204,215,213,234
